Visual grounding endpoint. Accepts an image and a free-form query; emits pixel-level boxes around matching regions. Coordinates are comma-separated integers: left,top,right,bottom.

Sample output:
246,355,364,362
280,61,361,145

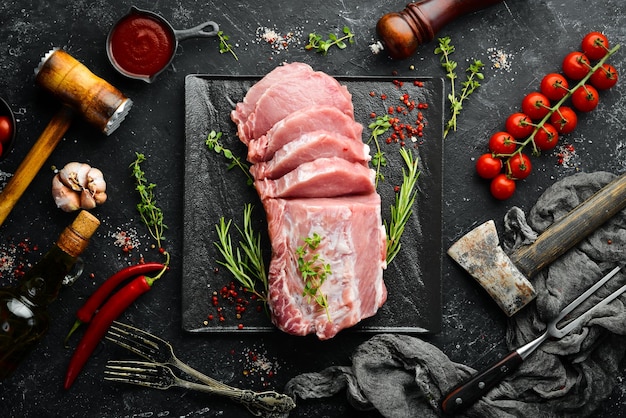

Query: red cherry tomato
507,153,532,180
533,123,559,151
0,116,12,146
540,73,570,100
550,106,578,134
562,51,591,80
476,153,503,179
488,131,517,155
571,84,599,112
505,113,534,139
590,63,618,90
490,174,516,200
581,31,609,60
521,91,551,120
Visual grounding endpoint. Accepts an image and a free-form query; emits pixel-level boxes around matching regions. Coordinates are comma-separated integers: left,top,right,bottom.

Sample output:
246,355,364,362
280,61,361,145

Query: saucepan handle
174,21,220,42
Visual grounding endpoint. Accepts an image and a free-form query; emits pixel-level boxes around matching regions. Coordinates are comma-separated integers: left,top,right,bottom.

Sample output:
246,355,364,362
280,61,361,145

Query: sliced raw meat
230,62,313,144
263,194,387,340
241,71,354,143
254,157,375,200
247,106,363,163
249,131,371,180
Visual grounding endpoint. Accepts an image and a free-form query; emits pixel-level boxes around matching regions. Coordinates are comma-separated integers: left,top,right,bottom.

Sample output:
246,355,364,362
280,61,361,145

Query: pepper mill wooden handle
376,0,503,59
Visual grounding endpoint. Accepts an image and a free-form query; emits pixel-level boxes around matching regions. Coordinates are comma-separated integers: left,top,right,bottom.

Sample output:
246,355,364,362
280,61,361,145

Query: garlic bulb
52,162,107,212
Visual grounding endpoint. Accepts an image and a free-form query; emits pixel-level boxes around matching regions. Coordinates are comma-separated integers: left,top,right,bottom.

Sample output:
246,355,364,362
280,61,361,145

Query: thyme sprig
435,36,485,138
385,148,420,264
214,204,268,302
305,26,355,55
129,152,167,249
206,130,253,185
296,233,331,320
217,31,238,60
367,114,391,186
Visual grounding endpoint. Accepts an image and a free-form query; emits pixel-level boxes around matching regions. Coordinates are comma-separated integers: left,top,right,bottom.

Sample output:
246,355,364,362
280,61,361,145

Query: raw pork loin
230,63,387,340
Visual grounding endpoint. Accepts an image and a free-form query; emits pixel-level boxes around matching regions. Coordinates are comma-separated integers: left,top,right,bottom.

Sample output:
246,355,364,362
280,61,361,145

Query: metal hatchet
448,172,626,316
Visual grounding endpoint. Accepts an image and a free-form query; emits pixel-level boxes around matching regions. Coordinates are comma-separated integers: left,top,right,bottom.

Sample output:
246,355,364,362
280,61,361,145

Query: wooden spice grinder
376,0,503,60
0,48,132,226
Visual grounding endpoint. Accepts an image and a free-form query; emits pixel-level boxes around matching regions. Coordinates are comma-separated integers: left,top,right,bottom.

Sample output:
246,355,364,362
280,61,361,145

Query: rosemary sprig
385,148,420,264
296,233,331,320
214,204,268,302
217,31,238,60
435,36,485,138
129,152,167,249
367,114,391,186
305,26,355,55
206,130,253,185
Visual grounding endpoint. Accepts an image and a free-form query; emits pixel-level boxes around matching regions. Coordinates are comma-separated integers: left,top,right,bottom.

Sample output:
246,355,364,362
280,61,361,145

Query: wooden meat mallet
0,48,131,226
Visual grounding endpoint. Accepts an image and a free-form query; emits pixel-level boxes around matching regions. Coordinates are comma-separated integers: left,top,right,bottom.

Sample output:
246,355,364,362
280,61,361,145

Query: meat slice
254,157,375,200
247,106,363,163
240,71,354,143
230,63,313,144
263,194,387,340
249,131,371,180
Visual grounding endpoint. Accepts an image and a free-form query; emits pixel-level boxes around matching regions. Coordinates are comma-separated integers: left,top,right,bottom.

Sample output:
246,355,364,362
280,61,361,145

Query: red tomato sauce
109,14,175,78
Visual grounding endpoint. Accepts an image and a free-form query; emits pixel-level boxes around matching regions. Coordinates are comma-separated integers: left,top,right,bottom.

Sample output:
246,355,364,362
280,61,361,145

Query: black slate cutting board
182,74,444,334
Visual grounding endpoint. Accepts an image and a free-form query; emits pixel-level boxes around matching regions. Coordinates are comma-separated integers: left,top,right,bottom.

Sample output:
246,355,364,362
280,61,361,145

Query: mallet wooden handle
509,172,626,278
0,106,74,226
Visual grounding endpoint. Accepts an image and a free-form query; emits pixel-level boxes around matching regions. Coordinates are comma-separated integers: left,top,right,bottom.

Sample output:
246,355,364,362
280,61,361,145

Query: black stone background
0,0,624,417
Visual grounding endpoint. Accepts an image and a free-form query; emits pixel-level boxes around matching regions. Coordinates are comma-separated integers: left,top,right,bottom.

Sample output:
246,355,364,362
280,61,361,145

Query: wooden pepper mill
376,0,503,59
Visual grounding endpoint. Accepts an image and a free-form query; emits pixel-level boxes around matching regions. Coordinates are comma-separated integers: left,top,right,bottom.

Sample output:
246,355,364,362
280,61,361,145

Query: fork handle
440,350,523,415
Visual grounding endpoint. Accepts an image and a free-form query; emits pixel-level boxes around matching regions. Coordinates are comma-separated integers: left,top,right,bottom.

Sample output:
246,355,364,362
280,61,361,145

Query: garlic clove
80,189,97,210
86,167,106,194
59,162,91,192
93,191,108,205
52,174,82,212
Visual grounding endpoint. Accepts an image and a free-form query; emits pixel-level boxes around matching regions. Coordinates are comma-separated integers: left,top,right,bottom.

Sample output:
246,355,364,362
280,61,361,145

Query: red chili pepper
63,260,169,389
64,262,165,345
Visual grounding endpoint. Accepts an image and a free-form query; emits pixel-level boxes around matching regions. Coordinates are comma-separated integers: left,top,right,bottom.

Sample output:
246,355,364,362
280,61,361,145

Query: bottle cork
57,210,100,257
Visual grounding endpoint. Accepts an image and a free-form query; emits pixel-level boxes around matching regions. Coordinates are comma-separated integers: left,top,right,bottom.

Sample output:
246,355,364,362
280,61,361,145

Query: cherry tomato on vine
0,116,12,145
521,91,551,120
550,106,578,134
490,174,516,200
590,63,618,90
540,73,569,100
533,123,559,151
571,84,599,112
476,153,503,179
488,131,517,155
507,153,532,180
581,31,609,60
505,113,534,139
562,51,591,80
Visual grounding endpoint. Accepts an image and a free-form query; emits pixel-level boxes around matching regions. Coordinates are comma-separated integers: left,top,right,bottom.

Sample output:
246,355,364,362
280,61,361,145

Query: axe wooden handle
0,106,73,226
509,172,626,278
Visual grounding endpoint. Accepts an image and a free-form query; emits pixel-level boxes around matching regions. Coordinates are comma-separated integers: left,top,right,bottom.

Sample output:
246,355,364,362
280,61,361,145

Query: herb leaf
297,233,331,320
129,152,167,249
367,114,392,186
305,26,355,55
217,31,238,60
385,148,420,264
206,130,253,185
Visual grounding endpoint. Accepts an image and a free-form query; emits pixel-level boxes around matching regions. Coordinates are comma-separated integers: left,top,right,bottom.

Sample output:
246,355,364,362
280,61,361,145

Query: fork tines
106,321,162,361
104,360,167,389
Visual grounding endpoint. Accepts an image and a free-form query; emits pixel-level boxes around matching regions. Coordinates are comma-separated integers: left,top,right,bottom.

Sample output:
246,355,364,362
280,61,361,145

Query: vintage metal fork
105,321,295,417
104,360,294,417
441,265,626,415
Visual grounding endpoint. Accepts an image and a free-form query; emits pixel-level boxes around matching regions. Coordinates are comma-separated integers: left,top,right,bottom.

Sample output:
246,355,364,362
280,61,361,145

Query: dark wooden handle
440,351,523,415
509,172,626,278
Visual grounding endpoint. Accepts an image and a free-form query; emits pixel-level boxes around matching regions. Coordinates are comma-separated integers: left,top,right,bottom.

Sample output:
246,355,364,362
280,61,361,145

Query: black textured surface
0,0,624,417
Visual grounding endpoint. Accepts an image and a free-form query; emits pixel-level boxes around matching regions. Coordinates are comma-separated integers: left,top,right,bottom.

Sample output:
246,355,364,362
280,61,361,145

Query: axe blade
448,220,536,316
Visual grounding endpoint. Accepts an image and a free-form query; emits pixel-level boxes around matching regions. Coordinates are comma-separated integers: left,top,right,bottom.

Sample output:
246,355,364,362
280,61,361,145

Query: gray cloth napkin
284,171,626,417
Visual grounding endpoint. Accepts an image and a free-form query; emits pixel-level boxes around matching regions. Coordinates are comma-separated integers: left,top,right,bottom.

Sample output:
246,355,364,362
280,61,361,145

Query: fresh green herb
296,233,331,320
305,26,355,55
434,36,485,138
385,148,420,264
214,204,268,302
217,31,238,60
206,130,253,185
129,152,167,249
367,114,392,186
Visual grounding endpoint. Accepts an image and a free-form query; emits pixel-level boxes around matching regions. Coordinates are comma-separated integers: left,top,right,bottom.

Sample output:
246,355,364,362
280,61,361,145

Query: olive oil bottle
0,210,99,379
